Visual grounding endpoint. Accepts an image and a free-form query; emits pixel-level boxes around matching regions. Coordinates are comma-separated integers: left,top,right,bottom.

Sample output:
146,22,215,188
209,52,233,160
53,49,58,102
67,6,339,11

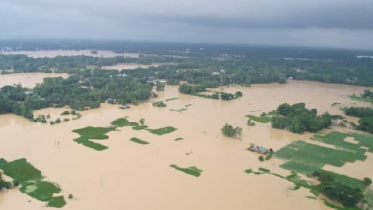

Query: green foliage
344,106,373,133
147,126,177,135
130,137,149,145
165,98,178,101
111,118,139,127
246,115,271,123
68,194,73,199
170,164,203,177
72,126,116,151
174,138,184,141
313,172,364,207
363,177,372,186
60,111,70,115
271,103,332,133
349,95,373,103
132,125,148,130
275,138,367,191
0,158,66,207
221,123,242,138
47,196,67,208
259,156,264,161
152,101,167,107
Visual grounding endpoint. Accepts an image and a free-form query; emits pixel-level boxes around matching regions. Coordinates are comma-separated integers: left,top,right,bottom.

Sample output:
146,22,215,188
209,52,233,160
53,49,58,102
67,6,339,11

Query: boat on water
247,144,269,154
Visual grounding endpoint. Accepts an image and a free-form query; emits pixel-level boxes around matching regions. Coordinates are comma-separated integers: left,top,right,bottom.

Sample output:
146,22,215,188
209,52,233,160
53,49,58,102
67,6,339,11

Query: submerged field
0,81,373,210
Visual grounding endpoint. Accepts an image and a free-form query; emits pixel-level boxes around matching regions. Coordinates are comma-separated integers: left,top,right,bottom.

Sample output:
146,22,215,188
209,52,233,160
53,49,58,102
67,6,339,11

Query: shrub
259,156,264,161
364,177,372,186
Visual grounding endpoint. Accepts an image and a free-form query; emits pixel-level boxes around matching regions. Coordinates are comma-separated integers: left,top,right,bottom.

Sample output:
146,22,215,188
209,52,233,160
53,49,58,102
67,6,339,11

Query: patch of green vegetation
72,126,116,151
0,158,42,183
246,115,271,123
306,196,317,200
331,102,341,107
170,164,203,177
244,169,253,174
111,118,139,127
132,125,148,130
147,126,177,135
185,104,192,107
130,137,149,145
323,200,360,210
47,196,67,208
174,137,184,141
349,95,373,103
20,181,61,201
0,158,66,208
275,139,368,191
165,98,178,101
258,167,270,173
311,132,373,153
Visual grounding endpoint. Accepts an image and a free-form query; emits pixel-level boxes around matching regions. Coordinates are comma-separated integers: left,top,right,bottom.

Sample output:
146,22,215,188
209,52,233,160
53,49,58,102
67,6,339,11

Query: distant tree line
344,107,373,133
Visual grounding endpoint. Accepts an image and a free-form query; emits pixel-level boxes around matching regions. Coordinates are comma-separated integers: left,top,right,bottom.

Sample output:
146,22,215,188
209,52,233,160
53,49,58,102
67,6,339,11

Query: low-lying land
170,164,203,177
0,158,66,208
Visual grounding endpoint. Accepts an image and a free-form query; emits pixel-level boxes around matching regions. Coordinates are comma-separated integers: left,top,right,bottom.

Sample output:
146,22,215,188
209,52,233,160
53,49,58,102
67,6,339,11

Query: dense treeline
0,70,154,120
311,171,365,207
271,103,332,133
344,107,373,133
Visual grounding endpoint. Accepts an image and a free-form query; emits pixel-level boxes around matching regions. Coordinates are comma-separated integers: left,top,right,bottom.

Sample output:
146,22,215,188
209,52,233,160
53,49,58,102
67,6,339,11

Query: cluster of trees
361,90,373,99
221,123,242,138
0,71,154,120
344,107,373,133
311,171,370,207
271,103,332,133
152,101,166,107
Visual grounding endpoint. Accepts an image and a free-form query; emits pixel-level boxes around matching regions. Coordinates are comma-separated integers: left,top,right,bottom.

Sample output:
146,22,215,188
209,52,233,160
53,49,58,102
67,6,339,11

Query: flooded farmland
0,80,372,210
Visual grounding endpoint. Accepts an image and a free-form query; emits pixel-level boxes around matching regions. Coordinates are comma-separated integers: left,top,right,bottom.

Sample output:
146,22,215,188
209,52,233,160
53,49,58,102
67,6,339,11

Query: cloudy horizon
1,0,373,50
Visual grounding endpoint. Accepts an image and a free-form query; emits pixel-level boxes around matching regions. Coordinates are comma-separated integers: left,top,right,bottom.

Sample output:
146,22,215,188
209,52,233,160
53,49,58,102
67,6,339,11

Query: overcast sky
1,0,373,50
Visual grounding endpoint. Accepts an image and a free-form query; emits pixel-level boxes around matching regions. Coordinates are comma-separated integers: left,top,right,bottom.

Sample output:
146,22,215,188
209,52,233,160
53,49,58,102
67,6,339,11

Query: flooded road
0,80,372,210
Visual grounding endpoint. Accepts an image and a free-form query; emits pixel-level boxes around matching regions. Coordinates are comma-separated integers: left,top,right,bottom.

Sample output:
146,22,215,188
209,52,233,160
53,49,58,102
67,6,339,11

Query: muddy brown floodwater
0,80,372,210
0,73,69,88
102,63,175,70
2,50,139,58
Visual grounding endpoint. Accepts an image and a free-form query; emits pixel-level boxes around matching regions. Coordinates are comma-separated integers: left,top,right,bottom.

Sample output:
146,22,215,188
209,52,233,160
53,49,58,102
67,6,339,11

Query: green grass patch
47,196,67,208
165,98,178,101
111,118,139,127
174,137,184,141
147,126,177,135
246,115,271,123
311,131,373,153
72,126,116,151
0,158,66,208
130,137,149,145
349,95,373,103
170,164,203,177
274,138,368,190
0,158,42,183
132,125,148,130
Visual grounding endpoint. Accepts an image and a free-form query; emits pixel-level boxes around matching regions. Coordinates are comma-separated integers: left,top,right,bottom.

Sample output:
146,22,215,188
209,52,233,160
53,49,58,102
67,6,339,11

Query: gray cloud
1,0,373,49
